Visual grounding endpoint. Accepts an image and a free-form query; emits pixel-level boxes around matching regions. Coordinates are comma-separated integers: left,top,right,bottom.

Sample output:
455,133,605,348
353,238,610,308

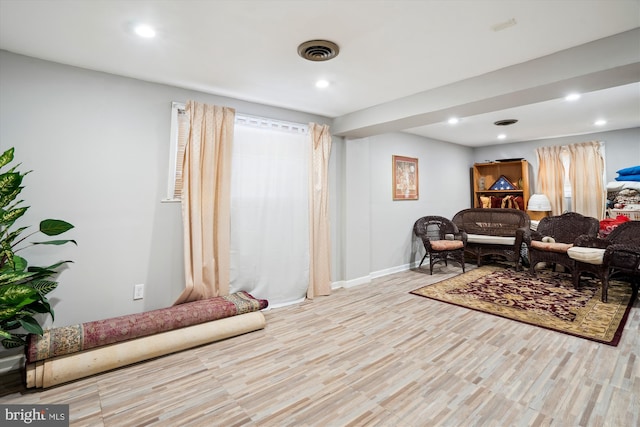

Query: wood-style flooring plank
1,263,638,426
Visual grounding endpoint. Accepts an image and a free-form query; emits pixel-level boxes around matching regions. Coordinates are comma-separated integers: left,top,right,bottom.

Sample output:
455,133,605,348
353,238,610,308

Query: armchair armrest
603,244,640,268
420,235,435,249
574,234,609,249
529,230,543,242
516,227,531,246
445,230,468,245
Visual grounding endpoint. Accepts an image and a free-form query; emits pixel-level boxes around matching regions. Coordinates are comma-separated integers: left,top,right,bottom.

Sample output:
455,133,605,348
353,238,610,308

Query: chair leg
601,274,609,303
529,262,537,276
418,253,427,268
572,266,581,288
453,251,465,273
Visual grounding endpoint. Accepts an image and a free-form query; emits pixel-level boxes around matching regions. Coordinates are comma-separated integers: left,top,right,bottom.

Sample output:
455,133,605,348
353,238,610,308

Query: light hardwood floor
1,264,638,426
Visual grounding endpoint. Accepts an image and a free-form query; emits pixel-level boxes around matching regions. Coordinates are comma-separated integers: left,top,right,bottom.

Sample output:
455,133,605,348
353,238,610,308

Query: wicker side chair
567,221,640,302
413,216,467,274
528,212,600,276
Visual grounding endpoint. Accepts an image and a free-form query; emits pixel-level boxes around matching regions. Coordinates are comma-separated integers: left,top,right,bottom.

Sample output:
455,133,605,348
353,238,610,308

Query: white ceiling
0,0,639,147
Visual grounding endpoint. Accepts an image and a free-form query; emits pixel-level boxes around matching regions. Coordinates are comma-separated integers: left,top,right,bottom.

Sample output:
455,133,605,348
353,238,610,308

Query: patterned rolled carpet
27,291,268,362
25,291,269,388
411,266,637,346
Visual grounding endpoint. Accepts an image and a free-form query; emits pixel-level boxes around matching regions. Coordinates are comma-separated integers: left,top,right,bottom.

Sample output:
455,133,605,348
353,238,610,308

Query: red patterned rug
410,266,636,346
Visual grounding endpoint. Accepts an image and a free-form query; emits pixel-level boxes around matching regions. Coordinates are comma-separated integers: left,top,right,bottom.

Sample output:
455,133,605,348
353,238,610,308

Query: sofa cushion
531,240,573,253
567,246,605,265
467,234,515,245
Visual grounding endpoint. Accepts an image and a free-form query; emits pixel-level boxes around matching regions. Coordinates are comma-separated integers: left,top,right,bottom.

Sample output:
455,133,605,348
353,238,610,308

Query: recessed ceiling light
565,93,581,101
594,119,607,126
497,134,507,140
134,24,156,38
315,79,330,89
448,117,459,125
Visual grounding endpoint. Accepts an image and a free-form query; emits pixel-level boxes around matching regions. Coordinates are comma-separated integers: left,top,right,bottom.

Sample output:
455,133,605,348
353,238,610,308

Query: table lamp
527,194,552,221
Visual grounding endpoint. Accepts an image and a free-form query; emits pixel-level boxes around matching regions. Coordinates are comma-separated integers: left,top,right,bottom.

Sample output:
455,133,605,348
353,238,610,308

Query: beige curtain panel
536,145,565,216
569,141,605,220
308,123,332,299
175,101,235,304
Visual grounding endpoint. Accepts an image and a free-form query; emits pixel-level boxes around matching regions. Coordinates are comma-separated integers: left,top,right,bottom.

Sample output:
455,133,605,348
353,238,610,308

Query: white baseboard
331,280,346,289
370,262,417,279
0,354,24,374
342,275,372,289
331,261,420,290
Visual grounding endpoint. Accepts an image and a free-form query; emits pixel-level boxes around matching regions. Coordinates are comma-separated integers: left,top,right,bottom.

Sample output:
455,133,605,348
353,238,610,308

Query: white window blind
164,102,308,201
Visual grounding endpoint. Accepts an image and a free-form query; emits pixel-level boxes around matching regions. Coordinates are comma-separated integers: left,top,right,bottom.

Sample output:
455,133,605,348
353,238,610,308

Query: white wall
340,132,473,286
0,50,330,339
0,50,475,330
0,50,504,367
7,49,632,335
369,133,473,274
9,44,632,371
472,128,640,191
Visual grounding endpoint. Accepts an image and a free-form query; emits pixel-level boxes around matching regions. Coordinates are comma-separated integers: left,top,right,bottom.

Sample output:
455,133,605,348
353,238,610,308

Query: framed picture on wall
393,155,419,200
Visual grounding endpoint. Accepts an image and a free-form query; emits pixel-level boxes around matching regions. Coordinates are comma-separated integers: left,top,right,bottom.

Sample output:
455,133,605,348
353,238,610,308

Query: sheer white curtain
536,145,566,215
229,123,310,307
568,141,606,219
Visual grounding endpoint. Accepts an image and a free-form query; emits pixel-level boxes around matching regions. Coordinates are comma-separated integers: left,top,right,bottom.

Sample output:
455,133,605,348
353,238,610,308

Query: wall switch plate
133,284,144,300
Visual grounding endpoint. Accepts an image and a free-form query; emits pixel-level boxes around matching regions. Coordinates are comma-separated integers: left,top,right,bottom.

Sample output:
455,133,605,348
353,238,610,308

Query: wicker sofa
452,208,530,270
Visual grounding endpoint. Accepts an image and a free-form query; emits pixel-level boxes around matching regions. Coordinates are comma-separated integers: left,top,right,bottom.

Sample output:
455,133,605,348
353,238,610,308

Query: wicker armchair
528,212,599,276
413,216,467,274
567,221,640,302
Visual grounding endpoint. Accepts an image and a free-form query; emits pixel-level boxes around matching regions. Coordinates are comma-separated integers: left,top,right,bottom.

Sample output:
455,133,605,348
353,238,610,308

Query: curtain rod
172,102,308,133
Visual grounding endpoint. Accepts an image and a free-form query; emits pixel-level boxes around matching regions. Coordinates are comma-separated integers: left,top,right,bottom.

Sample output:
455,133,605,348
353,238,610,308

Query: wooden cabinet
472,160,530,210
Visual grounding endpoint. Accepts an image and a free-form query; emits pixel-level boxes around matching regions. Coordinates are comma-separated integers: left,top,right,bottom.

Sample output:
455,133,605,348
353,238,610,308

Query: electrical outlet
133,284,144,300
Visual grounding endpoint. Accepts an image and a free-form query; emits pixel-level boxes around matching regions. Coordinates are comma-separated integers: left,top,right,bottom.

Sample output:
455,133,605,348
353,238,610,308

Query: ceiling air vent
297,40,340,62
494,119,518,126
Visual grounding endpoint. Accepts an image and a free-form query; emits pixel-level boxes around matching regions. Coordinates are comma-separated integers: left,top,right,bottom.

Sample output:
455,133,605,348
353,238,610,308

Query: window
560,143,606,211
166,102,312,306
165,102,308,201
165,102,188,201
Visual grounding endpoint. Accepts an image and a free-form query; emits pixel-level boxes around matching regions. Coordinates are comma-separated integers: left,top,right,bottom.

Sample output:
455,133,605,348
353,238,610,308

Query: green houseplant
0,147,76,349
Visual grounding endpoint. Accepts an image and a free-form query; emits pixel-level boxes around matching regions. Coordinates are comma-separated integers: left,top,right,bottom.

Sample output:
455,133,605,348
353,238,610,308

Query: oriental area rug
410,266,636,346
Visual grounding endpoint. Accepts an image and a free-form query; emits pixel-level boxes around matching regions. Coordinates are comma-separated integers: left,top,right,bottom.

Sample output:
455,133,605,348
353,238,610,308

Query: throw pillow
616,165,640,176
615,173,640,182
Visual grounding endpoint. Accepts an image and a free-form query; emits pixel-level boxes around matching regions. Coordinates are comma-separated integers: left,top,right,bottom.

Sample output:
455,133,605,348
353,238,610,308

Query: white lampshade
528,194,551,211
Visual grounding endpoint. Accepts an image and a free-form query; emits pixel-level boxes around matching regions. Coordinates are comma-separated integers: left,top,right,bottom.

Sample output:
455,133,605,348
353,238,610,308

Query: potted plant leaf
0,147,76,349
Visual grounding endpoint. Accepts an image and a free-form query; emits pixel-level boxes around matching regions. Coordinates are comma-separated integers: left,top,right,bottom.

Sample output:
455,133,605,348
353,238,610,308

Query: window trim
163,102,186,202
